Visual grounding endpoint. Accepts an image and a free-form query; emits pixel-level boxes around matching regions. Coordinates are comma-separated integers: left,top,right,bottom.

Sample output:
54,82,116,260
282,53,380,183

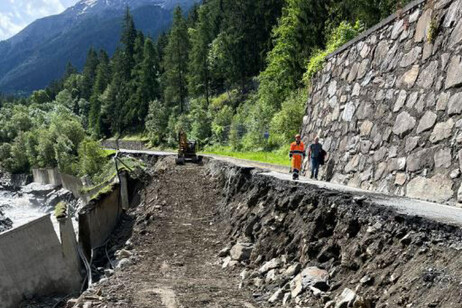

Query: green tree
163,6,190,114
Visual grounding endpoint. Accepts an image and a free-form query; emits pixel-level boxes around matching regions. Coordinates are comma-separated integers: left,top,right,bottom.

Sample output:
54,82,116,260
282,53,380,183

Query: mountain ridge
0,0,198,94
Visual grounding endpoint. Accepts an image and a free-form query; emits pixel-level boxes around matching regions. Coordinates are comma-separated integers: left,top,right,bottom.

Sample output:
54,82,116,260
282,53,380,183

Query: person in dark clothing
308,136,323,180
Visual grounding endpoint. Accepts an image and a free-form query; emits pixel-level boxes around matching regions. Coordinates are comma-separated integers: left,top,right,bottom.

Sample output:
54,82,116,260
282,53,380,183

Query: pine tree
81,48,100,100
163,6,190,114
89,50,111,137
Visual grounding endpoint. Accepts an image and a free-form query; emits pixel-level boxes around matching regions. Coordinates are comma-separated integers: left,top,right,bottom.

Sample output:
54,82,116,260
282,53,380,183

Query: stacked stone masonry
302,0,462,204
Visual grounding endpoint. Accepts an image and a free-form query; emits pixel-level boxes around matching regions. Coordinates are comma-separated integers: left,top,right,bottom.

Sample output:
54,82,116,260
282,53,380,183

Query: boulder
393,111,416,137
430,119,455,143
406,174,453,203
258,258,281,274
416,111,437,134
230,243,253,261
290,266,329,297
335,288,357,308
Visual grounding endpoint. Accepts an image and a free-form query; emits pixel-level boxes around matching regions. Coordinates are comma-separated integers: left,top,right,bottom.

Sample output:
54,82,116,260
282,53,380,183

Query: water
0,188,55,230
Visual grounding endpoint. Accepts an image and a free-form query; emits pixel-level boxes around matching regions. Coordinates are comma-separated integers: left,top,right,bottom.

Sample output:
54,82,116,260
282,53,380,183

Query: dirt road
92,161,259,308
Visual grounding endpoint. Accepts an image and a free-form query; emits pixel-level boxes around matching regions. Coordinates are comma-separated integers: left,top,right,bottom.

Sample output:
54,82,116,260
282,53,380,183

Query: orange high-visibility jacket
290,141,306,171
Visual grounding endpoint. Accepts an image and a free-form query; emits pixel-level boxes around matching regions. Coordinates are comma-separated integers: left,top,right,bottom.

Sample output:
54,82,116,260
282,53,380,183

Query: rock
283,263,301,278
230,243,253,261
352,83,361,97
83,302,93,308
360,44,370,58
458,184,462,203
259,258,281,274
357,59,369,79
115,249,133,260
436,92,450,111
434,148,452,168
325,300,336,308
360,120,374,136
335,288,356,308
450,169,461,179
393,111,416,137
407,148,435,172
399,65,420,88
416,111,437,134
290,266,329,297
345,155,360,173
268,288,284,303
265,269,277,283
373,41,389,67
395,173,407,186
116,258,132,269
328,81,337,97
388,157,407,172
104,269,114,277
282,292,291,305
443,0,462,27
393,90,407,112
406,91,419,109
414,9,432,43
430,119,454,143
406,174,454,203
416,61,437,88
218,246,231,257
348,62,359,82
391,19,404,39
445,55,462,89
400,46,422,67
222,256,232,268
449,19,462,48
447,92,462,115
405,136,420,153
342,102,356,122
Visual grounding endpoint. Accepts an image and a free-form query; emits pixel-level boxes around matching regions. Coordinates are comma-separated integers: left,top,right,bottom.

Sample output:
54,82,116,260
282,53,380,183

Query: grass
201,146,291,166
54,202,67,218
107,133,149,142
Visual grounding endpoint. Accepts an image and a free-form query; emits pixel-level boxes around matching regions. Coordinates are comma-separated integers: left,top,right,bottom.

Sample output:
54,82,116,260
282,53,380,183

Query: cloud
0,0,78,41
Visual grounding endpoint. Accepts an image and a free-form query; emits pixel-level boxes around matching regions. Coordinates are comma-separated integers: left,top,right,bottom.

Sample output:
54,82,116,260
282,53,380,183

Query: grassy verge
201,146,290,167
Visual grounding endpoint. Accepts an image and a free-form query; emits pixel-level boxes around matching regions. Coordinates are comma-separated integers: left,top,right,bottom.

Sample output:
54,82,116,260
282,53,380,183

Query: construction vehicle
176,130,203,165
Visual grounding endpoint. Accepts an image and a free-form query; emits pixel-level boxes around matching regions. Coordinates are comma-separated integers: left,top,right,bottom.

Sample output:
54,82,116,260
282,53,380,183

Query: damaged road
71,157,260,308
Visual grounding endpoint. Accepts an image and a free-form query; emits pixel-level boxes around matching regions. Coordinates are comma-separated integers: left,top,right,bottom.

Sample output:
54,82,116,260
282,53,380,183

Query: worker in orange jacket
289,134,306,180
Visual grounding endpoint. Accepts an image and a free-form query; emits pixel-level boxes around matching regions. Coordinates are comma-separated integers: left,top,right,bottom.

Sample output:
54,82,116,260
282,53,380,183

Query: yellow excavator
176,130,203,165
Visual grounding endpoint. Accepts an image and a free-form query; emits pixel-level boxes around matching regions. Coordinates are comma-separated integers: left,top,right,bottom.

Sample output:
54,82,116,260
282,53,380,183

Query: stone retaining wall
302,0,462,204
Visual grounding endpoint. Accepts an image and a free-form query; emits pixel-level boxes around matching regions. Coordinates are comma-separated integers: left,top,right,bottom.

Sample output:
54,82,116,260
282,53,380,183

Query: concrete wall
79,185,121,259
61,173,84,198
0,215,81,308
101,139,148,151
32,168,62,186
302,0,462,204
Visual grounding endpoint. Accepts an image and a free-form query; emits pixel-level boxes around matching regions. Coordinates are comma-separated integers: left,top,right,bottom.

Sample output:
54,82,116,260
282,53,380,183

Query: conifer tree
162,6,190,114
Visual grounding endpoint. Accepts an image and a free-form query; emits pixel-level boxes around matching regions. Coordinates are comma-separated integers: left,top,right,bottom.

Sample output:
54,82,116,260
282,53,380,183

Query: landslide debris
209,160,462,307
68,157,260,308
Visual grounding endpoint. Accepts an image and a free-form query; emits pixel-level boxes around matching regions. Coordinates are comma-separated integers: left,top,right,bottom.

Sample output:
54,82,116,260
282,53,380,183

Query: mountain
0,0,198,94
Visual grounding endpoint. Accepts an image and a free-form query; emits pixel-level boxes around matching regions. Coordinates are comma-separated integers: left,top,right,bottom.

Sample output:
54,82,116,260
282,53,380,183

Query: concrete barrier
32,168,62,186
61,173,84,199
0,215,81,308
79,185,121,259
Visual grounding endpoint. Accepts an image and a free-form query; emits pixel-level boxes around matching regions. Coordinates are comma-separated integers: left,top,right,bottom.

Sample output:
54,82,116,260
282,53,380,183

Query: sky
0,0,79,41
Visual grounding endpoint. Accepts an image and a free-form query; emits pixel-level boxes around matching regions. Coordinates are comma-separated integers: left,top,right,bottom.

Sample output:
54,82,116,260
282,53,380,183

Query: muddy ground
68,158,260,308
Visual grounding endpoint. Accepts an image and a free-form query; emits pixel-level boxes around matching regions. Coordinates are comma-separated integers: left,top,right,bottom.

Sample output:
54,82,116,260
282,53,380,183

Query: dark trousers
311,158,320,179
